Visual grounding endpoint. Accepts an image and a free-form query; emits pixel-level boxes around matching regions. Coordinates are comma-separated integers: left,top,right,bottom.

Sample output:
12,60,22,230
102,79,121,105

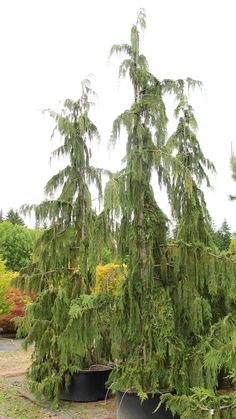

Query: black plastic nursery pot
116,391,179,419
60,367,112,402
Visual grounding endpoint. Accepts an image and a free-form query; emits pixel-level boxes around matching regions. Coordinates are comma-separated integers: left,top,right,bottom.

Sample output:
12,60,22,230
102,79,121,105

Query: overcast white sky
0,0,236,230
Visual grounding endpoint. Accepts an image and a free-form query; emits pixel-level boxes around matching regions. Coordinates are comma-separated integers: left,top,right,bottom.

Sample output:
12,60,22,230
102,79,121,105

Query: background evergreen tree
214,219,231,251
5,208,25,225
0,209,3,222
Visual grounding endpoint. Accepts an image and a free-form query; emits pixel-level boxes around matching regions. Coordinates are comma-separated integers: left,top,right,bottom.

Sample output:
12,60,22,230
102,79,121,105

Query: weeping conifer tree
106,9,236,403
165,83,215,246
105,9,180,396
15,80,111,401
162,84,236,396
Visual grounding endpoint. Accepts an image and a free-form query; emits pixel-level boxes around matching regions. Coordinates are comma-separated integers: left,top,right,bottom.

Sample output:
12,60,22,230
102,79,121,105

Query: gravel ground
0,338,24,352
0,340,116,418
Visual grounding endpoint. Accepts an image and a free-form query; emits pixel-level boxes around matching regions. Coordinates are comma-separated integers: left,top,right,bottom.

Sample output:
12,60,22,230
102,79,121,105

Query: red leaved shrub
0,287,34,332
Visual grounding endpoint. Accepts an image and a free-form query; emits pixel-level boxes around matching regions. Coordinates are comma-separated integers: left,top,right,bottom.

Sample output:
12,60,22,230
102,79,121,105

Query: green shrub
0,221,40,271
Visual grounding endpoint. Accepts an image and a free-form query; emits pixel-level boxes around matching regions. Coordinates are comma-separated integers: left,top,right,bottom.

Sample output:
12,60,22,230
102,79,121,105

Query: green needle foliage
106,10,236,406
16,80,111,401
159,387,236,418
163,87,236,396
165,83,215,246
106,9,177,396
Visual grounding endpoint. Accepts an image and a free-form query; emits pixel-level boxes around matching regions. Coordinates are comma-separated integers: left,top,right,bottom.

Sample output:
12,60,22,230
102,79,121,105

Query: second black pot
60,368,112,402
116,391,179,419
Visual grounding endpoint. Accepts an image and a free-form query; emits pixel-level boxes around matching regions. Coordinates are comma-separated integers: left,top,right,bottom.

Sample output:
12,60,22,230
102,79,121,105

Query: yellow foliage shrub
0,256,18,314
94,263,127,295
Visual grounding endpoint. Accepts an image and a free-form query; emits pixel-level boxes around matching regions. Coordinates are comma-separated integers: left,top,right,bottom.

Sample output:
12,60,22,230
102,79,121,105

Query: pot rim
72,367,113,374
117,389,175,396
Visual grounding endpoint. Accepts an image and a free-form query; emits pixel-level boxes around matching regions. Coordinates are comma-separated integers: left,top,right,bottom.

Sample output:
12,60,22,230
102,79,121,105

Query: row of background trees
0,208,25,225
0,207,233,274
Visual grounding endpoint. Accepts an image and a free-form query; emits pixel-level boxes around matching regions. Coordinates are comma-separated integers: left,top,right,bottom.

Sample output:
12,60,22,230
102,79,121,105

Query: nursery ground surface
0,338,116,419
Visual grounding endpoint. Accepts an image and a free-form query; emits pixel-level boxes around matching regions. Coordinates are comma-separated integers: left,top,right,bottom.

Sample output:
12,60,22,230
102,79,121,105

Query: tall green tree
106,9,178,395
162,88,236,395
17,80,110,401
26,80,102,277
107,10,236,403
